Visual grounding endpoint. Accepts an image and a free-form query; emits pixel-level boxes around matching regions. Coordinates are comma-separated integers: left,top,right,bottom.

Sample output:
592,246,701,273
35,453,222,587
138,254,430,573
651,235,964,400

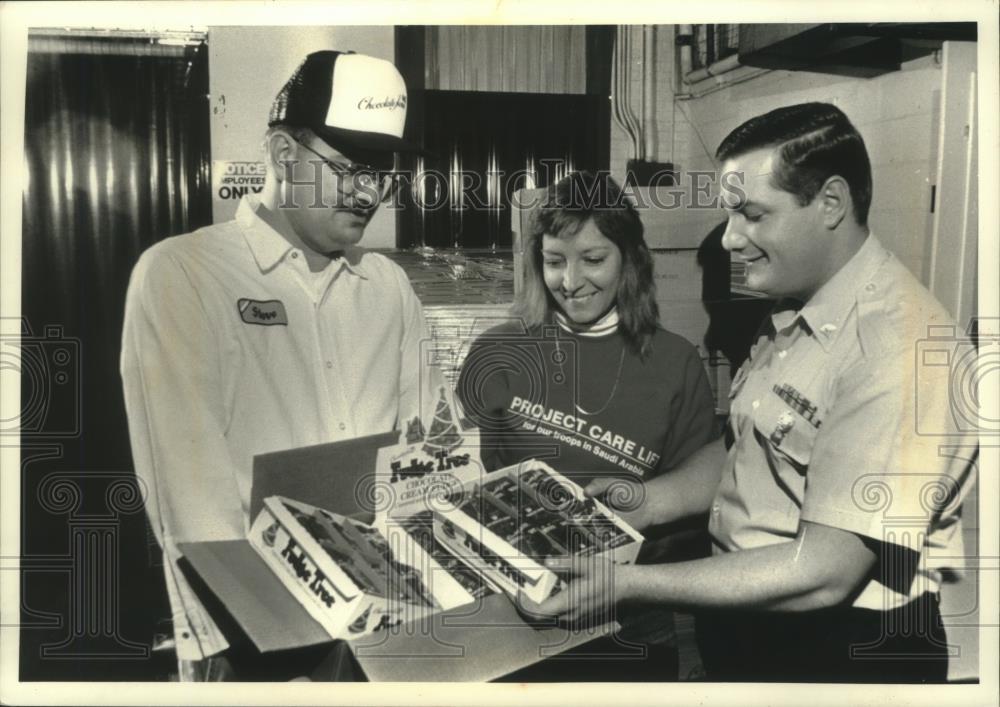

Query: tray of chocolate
287,502,437,609
430,461,644,604
398,511,499,601
250,496,463,639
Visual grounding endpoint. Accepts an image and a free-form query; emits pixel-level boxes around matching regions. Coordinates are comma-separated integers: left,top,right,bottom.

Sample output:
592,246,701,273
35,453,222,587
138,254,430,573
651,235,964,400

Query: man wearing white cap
120,51,440,680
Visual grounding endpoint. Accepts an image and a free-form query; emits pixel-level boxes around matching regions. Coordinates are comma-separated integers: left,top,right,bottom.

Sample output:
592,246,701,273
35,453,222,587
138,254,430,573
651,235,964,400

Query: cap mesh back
268,56,311,126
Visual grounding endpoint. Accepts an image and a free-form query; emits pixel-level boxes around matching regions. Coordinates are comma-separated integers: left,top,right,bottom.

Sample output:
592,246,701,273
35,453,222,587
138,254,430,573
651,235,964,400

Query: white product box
248,496,473,640
432,460,644,604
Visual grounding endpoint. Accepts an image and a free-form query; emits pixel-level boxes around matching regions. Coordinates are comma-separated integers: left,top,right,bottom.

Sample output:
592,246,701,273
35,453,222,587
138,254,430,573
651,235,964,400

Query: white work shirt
121,195,441,660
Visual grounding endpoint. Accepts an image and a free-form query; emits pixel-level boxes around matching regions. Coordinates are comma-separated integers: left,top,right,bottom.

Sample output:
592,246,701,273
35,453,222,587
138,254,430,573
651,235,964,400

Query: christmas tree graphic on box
421,387,463,456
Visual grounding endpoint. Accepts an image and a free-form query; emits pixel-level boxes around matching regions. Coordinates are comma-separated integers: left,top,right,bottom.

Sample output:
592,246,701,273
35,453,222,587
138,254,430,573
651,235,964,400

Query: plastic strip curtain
19,45,212,680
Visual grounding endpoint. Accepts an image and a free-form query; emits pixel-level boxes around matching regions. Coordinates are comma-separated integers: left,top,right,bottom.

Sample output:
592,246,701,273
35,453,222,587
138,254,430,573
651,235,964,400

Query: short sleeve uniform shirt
710,236,977,610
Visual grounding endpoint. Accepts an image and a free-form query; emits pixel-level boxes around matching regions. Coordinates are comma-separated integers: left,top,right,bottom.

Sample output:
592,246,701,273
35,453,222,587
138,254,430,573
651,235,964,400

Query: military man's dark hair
716,102,873,225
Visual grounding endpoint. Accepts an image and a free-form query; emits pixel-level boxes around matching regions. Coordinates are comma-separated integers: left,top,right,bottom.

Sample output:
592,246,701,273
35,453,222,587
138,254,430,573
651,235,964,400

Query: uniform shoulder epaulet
855,277,894,360
855,256,951,361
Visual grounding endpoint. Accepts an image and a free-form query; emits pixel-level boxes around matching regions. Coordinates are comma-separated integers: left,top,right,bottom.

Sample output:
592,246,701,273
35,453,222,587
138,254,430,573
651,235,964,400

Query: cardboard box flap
346,592,611,682
179,539,614,679
179,539,330,653
251,430,399,519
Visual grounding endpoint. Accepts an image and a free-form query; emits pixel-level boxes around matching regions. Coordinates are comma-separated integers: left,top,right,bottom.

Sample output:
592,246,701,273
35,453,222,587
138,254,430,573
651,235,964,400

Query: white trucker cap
268,50,421,159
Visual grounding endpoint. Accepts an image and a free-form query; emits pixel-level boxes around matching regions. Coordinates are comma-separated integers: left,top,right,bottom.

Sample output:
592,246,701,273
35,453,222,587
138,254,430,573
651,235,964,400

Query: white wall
677,56,940,282
611,26,945,284
207,26,397,247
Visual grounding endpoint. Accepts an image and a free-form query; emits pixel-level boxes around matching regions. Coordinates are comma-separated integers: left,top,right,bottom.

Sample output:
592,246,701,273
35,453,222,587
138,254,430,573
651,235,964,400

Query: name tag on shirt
238,298,288,326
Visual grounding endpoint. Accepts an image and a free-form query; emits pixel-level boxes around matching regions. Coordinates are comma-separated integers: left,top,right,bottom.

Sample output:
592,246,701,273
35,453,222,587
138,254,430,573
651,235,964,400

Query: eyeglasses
292,138,396,200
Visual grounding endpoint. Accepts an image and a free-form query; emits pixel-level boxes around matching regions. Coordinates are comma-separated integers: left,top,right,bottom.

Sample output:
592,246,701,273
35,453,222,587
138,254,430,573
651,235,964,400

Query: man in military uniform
537,102,977,682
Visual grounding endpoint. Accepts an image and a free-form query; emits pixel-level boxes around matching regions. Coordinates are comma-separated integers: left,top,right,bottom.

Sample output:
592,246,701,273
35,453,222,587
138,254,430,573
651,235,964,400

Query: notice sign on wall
213,161,266,201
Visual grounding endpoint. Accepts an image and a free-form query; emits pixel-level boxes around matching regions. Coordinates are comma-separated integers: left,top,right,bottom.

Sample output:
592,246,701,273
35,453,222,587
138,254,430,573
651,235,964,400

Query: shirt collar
794,234,889,349
339,247,369,279
555,307,620,337
237,195,293,272
236,195,369,279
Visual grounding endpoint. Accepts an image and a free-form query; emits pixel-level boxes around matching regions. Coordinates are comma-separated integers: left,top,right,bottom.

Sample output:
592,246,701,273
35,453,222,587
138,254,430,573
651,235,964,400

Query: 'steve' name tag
238,298,288,326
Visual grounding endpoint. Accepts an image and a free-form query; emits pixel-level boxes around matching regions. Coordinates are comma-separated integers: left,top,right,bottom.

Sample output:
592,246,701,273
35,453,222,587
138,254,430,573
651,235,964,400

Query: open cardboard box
178,430,616,682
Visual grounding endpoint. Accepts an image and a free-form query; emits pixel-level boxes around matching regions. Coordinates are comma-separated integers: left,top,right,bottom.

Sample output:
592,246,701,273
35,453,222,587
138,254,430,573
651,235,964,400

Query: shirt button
778,350,787,359
751,399,760,410
339,422,346,431
326,361,333,369
865,282,876,292
291,252,299,259
712,504,720,514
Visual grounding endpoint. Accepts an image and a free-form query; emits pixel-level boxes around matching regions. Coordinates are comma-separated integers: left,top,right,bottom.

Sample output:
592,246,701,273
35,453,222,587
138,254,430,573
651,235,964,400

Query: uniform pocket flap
753,392,819,469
